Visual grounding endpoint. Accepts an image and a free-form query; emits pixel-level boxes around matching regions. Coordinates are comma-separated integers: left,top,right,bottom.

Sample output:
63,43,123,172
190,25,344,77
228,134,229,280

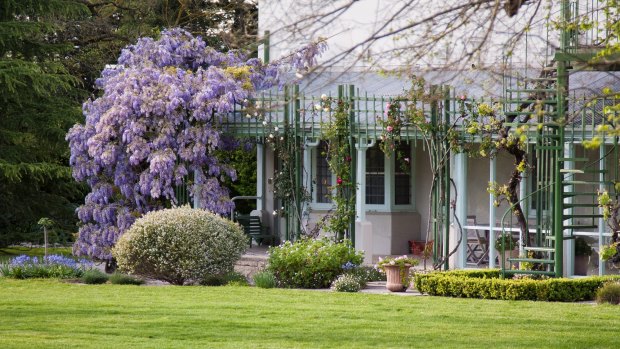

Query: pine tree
0,0,90,246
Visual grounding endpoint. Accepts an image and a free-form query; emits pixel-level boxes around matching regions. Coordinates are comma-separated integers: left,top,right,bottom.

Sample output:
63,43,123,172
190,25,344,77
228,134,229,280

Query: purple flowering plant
1,254,93,279
66,28,326,261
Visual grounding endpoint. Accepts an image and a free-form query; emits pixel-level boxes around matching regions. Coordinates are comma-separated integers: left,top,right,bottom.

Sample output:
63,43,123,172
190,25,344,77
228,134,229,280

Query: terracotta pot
384,264,411,292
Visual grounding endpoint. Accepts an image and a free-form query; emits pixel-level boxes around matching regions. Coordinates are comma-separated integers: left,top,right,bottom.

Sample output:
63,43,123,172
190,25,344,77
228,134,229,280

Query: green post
443,86,451,271
263,30,270,63
348,84,356,245
294,85,301,240
283,85,290,241
430,85,439,263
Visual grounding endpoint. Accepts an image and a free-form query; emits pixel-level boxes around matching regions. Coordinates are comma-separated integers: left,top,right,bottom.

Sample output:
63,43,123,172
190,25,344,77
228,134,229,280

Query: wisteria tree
67,28,325,266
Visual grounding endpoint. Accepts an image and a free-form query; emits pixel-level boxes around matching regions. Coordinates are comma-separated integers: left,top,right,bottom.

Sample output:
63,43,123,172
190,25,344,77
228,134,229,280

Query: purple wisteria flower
67,28,326,261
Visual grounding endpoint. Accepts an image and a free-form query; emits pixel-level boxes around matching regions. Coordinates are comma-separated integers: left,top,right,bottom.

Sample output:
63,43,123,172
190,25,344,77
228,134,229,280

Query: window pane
316,141,332,203
366,146,384,205
395,143,411,205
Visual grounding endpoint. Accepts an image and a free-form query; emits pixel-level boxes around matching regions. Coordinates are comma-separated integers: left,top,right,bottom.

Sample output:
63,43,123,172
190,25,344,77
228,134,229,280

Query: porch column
355,139,374,263
355,139,374,222
599,144,606,276
193,170,202,209
488,157,497,268
454,152,468,269
256,143,265,211
303,140,319,227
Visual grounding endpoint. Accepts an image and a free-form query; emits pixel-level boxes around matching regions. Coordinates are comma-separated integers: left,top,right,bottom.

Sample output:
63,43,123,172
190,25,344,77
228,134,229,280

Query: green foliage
267,238,363,288
494,232,518,251
320,99,356,239
331,274,363,292
223,272,249,286
109,272,145,286
81,269,109,284
252,270,277,289
345,266,386,285
415,271,620,302
200,274,226,286
112,206,247,285
596,282,620,305
0,0,89,247
601,243,619,261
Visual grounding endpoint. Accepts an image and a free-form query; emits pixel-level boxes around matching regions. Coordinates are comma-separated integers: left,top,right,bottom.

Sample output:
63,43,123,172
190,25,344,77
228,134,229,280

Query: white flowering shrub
331,274,363,292
112,206,247,285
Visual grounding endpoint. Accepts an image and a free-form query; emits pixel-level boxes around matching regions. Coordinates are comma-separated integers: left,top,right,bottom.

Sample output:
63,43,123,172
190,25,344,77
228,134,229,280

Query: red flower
337,177,343,185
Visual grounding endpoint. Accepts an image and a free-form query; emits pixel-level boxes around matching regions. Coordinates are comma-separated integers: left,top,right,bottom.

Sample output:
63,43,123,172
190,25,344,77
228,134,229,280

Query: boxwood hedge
414,270,620,302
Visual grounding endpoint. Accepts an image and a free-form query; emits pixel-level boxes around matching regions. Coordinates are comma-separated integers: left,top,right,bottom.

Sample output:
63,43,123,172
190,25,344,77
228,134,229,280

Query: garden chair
235,212,275,247
466,216,489,266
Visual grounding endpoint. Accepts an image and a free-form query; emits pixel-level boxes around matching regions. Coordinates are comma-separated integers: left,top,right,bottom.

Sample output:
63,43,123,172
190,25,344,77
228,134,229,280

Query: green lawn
0,279,617,348
0,247,72,263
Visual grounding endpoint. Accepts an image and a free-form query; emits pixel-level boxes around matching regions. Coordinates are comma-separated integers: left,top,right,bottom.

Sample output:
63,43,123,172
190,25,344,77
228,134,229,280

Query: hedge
414,270,620,302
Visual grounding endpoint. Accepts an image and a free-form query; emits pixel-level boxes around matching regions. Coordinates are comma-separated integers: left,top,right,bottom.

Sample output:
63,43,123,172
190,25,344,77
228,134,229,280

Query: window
366,145,385,205
394,143,411,205
315,141,332,203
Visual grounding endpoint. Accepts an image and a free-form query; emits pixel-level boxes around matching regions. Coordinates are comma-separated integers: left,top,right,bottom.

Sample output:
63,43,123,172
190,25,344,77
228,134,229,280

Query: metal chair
466,216,489,266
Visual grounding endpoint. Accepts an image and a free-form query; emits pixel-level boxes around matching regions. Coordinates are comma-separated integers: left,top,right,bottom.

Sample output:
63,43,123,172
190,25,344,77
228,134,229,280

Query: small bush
81,269,109,284
109,273,144,285
415,270,620,302
253,271,277,288
267,238,364,289
0,255,92,279
331,274,363,292
344,266,386,288
113,206,247,285
200,274,226,286
596,282,620,305
224,272,249,286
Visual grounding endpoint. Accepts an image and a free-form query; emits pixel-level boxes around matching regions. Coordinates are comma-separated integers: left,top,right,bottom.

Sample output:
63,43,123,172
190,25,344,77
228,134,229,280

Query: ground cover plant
0,278,618,348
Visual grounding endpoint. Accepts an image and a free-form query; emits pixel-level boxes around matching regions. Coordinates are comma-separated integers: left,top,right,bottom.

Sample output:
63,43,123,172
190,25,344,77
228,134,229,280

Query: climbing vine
320,98,355,240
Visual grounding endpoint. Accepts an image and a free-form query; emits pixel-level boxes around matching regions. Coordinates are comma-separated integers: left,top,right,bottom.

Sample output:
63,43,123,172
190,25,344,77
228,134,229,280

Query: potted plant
574,237,593,276
495,233,518,269
375,255,419,292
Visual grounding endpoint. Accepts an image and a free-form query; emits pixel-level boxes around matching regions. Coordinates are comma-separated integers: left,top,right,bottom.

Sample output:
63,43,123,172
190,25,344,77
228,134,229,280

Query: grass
0,247,72,263
0,279,618,348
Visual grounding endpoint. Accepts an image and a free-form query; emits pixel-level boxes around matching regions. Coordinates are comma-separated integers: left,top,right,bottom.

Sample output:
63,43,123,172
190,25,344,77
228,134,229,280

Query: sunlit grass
0,279,617,348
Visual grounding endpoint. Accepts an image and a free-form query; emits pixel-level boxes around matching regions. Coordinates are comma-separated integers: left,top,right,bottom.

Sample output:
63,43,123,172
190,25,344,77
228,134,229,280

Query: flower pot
384,264,411,292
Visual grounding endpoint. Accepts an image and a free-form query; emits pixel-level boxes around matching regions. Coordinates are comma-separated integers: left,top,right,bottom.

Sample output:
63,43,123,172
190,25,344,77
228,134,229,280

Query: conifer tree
0,0,90,246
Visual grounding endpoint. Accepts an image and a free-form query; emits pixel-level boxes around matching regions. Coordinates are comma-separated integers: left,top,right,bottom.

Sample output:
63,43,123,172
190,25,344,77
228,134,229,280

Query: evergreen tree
0,0,90,246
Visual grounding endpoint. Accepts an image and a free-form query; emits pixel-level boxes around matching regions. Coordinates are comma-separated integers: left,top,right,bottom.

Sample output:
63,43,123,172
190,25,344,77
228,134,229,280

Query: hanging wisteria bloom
67,28,327,261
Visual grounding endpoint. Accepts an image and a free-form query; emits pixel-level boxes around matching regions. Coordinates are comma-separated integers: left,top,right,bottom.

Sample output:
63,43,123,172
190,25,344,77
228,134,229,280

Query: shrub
224,272,249,286
81,269,109,284
345,266,386,287
109,272,145,285
112,206,247,285
267,238,364,288
596,282,620,305
331,274,363,292
253,271,277,289
200,274,226,286
0,255,92,279
415,270,620,302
